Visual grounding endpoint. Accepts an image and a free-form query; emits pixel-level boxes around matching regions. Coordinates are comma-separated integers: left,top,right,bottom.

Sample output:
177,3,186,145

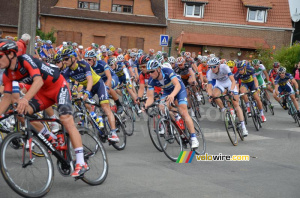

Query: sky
289,0,300,17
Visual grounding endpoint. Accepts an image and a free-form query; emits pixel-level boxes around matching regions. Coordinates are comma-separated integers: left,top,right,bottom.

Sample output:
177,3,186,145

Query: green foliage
254,47,274,70
273,43,300,72
36,28,56,44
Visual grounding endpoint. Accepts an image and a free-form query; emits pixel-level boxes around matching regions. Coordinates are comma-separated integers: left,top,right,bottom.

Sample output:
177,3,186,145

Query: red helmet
273,62,280,68
139,55,150,65
0,39,18,54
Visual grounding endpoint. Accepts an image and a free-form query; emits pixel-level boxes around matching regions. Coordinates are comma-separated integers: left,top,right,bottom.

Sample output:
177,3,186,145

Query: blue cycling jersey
234,66,256,83
92,60,117,82
275,73,293,87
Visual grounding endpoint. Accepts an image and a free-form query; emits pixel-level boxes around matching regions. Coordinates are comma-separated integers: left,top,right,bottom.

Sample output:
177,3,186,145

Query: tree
273,43,300,72
36,28,56,44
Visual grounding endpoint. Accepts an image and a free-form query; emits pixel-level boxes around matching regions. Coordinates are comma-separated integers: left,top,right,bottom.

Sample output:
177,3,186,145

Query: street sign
160,35,169,46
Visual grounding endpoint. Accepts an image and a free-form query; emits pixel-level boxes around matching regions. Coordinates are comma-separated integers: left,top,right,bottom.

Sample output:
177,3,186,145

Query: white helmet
207,57,220,66
117,54,124,62
168,56,176,64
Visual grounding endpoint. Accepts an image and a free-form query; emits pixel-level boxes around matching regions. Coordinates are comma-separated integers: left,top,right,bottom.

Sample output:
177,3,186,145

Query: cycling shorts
215,79,238,95
161,87,188,105
118,75,127,85
29,76,73,116
91,78,109,104
103,75,119,90
278,84,295,94
241,81,257,91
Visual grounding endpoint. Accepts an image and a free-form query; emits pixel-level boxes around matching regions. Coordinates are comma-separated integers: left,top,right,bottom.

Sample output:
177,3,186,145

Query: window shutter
136,38,144,50
120,36,128,49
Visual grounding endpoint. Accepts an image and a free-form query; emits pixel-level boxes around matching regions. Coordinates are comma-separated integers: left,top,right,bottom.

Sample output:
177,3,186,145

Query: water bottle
96,116,104,128
175,114,184,130
90,111,97,120
230,108,236,120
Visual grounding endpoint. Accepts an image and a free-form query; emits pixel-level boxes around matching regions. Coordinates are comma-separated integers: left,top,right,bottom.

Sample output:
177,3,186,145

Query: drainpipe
291,21,295,46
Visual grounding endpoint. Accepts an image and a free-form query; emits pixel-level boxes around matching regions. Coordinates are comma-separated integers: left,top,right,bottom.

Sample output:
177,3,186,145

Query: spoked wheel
121,105,134,136
190,117,206,155
268,101,275,115
236,122,244,141
71,127,108,185
108,114,127,151
250,103,260,131
156,118,183,162
240,99,248,125
147,108,163,152
224,111,238,146
199,88,206,105
189,95,201,121
0,132,54,198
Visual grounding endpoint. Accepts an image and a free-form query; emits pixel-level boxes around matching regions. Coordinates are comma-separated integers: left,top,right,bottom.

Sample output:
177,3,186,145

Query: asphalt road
1,99,300,198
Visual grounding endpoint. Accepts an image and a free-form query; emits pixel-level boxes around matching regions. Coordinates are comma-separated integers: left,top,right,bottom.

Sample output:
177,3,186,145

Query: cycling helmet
278,67,286,73
61,49,76,57
162,52,168,59
118,48,122,54
227,60,235,68
78,45,83,50
156,54,164,63
0,39,18,54
273,62,280,68
84,50,96,58
156,51,162,56
46,40,52,45
146,59,161,71
72,42,78,47
137,52,143,59
176,57,185,65
207,57,220,66
53,54,62,63
108,58,117,66
107,50,113,56
109,45,115,52
149,49,155,54
139,55,150,65
100,45,106,51
168,56,176,64
138,49,143,54
117,54,124,62
237,60,247,69
252,59,260,66
130,52,136,57
184,52,191,58
201,56,208,63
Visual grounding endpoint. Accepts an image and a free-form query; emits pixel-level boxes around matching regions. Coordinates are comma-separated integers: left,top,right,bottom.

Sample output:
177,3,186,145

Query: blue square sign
160,35,169,46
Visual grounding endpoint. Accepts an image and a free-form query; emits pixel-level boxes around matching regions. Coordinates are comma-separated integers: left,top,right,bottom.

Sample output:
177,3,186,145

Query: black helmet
0,39,18,54
139,55,150,65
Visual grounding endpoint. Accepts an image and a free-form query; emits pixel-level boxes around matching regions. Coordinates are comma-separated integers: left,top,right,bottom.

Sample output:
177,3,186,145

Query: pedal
74,175,84,181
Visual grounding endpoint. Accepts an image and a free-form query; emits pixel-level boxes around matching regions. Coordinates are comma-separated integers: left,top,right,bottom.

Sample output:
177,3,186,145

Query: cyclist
206,57,248,136
234,61,266,122
274,67,300,116
0,39,89,177
252,59,271,101
60,49,120,143
269,62,281,106
144,60,199,148
167,56,176,69
84,51,123,114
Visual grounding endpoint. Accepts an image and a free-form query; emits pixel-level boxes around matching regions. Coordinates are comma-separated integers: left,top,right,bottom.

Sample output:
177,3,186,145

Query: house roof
181,0,209,3
175,32,270,49
169,0,292,29
40,0,166,27
241,0,272,8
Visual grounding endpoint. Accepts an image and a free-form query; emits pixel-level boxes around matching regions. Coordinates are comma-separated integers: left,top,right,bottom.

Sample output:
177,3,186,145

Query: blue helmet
237,60,247,69
84,50,96,58
146,59,161,71
61,49,77,58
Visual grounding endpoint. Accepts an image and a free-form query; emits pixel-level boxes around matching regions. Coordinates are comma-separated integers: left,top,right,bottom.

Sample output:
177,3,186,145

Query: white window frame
184,3,204,18
246,8,267,23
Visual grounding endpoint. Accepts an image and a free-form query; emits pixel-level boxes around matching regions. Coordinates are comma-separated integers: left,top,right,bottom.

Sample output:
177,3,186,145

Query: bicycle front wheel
0,132,54,198
122,105,134,136
147,108,163,152
224,111,238,146
191,117,206,155
111,114,127,150
76,127,109,185
156,118,183,162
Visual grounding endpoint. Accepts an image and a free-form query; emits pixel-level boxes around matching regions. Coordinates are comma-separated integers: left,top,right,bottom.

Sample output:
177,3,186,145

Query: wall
41,16,166,51
167,21,292,58
133,0,154,16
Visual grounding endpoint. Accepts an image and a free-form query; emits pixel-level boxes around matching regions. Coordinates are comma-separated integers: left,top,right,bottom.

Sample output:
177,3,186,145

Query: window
112,4,133,13
120,36,144,50
184,3,204,18
247,9,267,23
78,1,100,10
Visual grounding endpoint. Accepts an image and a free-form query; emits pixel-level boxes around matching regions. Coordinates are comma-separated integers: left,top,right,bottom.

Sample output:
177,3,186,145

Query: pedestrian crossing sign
160,35,169,46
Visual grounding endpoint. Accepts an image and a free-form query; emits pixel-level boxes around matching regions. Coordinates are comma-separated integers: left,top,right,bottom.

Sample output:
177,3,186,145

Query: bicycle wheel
268,101,275,115
240,99,248,125
224,111,238,146
156,118,183,162
147,108,163,152
189,95,201,121
76,127,108,185
236,122,244,141
250,103,260,131
122,105,134,136
199,88,206,105
191,117,206,155
0,132,54,198
111,114,127,150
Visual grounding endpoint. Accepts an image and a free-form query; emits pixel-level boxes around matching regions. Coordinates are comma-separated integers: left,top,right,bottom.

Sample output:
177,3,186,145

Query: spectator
16,33,31,56
293,61,300,89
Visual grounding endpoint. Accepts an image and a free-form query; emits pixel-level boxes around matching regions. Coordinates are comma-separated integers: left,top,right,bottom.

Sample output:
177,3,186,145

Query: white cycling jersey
161,62,172,69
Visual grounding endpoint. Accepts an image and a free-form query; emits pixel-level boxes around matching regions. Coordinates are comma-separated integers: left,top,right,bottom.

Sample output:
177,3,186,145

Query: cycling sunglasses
85,58,93,61
147,70,156,74
0,54,4,59
211,65,218,69
63,57,70,61
140,65,147,69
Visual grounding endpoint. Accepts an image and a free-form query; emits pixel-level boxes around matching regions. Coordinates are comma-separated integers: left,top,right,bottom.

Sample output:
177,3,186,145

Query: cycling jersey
269,68,279,80
275,73,294,94
2,54,72,115
254,64,266,86
173,63,192,79
148,68,187,105
139,72,162,94
234,66,256,83
114,62,128,77
198,64,209,76
62,60,100,86
92,60,119,89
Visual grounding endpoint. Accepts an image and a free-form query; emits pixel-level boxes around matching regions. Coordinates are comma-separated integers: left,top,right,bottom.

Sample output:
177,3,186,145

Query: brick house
167,0,293,59
0,0,167,51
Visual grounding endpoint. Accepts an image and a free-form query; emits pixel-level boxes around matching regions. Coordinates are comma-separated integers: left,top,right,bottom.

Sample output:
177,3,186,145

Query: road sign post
160,35,169,52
